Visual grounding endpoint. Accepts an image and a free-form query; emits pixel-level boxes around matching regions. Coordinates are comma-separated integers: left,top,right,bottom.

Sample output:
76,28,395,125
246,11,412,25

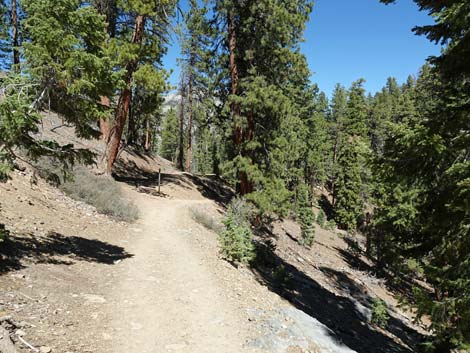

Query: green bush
297,184,315,247
316,209,327,228
218,198,255,264
371,298,389,328
326,219,337,231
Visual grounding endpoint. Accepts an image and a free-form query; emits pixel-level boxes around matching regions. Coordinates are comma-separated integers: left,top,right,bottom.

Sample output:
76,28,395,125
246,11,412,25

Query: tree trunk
186,70,193,173
177,77,185,170
99,96,111,142
106,14,146,172
229,10,252,195
229,10,242,146
127,104,136,145
144,117,151,152
331,128,340,206
11,0,19,71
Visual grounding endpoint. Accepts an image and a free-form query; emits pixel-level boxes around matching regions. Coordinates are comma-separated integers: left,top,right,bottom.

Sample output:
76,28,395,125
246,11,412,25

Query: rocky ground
0,115,428,353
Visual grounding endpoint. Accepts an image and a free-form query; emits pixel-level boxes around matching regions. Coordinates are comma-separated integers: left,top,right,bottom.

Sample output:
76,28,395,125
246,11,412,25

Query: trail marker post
158,168,161,194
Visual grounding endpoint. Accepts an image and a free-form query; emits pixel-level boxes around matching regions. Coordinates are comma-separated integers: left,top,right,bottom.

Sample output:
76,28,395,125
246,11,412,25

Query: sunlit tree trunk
106,14,146,172
11,0,19,71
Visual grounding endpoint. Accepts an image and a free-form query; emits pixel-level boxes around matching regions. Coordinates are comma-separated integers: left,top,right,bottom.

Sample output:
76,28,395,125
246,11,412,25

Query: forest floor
0,115,429,353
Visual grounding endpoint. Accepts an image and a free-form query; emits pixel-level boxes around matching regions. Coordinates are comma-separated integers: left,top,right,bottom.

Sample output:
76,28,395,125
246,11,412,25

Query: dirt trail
108,190,249,353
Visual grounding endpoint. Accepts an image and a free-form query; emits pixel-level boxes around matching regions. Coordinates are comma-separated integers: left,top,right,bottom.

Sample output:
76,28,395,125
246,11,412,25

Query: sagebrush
37,160,139,222
190,207,223,233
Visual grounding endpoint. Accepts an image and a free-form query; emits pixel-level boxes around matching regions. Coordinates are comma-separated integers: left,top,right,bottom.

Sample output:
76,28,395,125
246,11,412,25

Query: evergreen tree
377,1,470,350
104,0,174,171
22,0,113,139
160,108,179,163
333,137,363,231
1,0,105,177
329,84,348,198
212,0,314,217
178,0,212,172
333,79,369,230
297,183,315,247
304,89,331,193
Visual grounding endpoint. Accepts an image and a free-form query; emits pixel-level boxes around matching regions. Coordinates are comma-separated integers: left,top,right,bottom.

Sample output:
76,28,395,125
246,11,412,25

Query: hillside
0,115,429,353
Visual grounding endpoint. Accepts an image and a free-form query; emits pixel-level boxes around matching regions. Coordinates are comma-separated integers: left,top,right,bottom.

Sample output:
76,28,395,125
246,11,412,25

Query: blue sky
163,0,441,96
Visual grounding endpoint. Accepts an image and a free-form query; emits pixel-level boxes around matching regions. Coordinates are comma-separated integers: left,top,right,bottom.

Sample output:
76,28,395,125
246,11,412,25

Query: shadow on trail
252,242,424,353
113,170,234,207
0,231,133,274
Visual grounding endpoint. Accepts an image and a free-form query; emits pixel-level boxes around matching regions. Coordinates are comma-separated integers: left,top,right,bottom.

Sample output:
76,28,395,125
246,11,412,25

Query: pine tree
22,0,113,138
332,79,369,231
305,89,331,193
178,0,212,173
333,137,363,231
104,0,174,172
329,84,348,198
160,108,179,163
0,0,23,71
297,183,315,247
377,1,470,350
212,0,314,217
1,0,106,177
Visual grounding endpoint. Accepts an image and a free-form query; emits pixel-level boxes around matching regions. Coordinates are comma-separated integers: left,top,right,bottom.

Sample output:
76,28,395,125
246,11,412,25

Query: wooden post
158,168,161,194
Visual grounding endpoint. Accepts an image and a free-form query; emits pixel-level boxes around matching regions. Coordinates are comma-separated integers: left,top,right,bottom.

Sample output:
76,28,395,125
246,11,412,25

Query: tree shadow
0,231,133,275
336,245,427,304
252,242,424,353
319,194,334,220
113,170,234,208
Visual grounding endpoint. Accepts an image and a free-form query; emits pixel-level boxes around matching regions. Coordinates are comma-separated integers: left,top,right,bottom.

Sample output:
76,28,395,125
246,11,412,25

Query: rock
40,346,52,353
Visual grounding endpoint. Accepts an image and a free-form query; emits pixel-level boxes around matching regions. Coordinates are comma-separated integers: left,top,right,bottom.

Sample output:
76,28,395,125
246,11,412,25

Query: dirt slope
0,114,427,353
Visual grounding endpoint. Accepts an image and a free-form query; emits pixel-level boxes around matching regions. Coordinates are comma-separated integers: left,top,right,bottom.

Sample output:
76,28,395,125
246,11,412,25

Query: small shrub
272,264,292,286
227,197,255,224
371,298,389,328
60,167,139,222
190,208,223,233
346,236,362,256
326,219,337,231
297,184,315,247
316,209,326,228
218,198,255,264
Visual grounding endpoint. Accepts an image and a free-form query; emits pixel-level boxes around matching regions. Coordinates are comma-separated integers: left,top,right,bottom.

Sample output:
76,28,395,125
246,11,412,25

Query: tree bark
331,127,340,206
186,69,193,173
229,10,242,146
11,0,19,71
144,117,151,152
229,10,252,195
99,96,111,143
106,14,146,172
177,77,185,170
127,103,136,145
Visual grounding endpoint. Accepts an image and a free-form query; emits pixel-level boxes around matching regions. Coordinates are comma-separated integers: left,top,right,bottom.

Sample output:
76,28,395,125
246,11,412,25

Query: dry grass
189,207,223,233
36,159,139,222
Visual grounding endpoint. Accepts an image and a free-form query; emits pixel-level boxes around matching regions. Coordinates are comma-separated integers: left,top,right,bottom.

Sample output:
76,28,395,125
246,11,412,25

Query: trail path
108,191,249,353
